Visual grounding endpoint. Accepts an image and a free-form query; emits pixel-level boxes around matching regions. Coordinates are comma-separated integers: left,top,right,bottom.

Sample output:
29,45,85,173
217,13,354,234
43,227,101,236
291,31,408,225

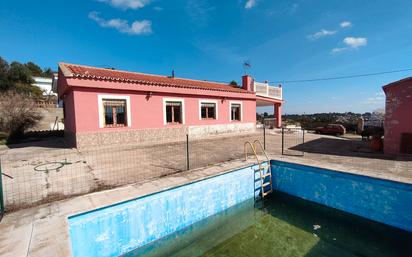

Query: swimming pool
68,160,412,257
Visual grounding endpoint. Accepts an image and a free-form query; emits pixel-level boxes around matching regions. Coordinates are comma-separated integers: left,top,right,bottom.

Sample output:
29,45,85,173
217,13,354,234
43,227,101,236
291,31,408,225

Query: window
103,99,127,127
166,101,182,124
201,102,216,119
231,103,241,121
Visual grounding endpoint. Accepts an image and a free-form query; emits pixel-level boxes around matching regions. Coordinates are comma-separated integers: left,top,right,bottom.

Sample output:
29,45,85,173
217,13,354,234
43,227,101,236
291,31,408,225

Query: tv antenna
243,60,252,75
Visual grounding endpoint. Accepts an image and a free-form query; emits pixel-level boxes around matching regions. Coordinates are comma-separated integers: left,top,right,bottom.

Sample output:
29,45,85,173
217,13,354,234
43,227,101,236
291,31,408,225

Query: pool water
122,192,412,257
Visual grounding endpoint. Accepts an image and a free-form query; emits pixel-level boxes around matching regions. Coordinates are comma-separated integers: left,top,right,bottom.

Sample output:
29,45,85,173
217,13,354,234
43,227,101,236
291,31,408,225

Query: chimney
242,75,254,91
171,70,175,78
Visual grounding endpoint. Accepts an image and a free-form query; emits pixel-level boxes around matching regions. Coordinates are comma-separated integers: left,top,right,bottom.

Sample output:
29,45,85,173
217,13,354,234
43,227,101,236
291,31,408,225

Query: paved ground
0,130,411,211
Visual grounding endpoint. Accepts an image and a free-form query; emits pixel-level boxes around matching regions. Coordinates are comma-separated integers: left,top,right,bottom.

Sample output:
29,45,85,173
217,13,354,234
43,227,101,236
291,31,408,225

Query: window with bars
166,101,182,124
103,99,127,127
231,103,241,121
201,102,216,119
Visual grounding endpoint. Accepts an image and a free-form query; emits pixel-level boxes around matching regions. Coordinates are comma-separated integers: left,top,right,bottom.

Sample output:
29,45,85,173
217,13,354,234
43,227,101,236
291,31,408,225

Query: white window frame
163,98,185,125
229,101,243,122
98,95,131,128
199,99,219,120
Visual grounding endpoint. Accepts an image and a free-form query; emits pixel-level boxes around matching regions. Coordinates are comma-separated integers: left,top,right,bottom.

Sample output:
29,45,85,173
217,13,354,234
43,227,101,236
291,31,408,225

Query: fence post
302,129,305,157
0,160,4,221
186,134,190,171
263,122,266,150
281,127,285,155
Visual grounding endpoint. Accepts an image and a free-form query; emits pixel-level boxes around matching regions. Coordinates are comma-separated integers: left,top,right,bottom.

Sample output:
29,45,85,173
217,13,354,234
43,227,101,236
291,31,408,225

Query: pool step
261,172,271,178
262,182,271,187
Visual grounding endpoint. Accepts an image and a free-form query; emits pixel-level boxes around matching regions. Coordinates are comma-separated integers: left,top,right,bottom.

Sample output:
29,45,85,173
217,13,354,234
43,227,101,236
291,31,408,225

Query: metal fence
1,125,411,213
0,130,272,212
0,162,4,221
281,127,305,156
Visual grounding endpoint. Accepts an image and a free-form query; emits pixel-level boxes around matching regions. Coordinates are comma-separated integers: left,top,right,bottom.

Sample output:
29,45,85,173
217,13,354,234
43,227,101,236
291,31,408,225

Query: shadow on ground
4,137,70,149
289,136,399,161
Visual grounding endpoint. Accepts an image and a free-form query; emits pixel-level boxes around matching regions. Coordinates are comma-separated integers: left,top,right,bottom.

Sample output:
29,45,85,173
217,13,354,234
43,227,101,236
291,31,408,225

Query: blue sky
1,0,412,114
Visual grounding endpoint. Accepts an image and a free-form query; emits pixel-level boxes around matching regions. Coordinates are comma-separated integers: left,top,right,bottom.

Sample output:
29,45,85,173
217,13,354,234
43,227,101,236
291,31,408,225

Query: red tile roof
59,63,253,94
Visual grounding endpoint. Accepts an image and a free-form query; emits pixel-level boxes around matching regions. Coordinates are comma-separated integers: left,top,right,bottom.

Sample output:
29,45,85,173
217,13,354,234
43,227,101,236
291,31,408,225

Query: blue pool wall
270,160,412,232
68,164,262,257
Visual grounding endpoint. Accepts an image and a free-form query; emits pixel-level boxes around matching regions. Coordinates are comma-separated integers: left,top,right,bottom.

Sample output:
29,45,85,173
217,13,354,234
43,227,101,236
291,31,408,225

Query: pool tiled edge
270,160,412,232
0,158,258,257
68,164,261,257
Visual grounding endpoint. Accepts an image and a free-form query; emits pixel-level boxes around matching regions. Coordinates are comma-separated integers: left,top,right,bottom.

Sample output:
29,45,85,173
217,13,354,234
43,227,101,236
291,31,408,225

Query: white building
32,76,56,96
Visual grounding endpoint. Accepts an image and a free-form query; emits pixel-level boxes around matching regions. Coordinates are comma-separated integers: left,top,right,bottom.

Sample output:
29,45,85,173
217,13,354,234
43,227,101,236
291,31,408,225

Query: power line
269,68,412,84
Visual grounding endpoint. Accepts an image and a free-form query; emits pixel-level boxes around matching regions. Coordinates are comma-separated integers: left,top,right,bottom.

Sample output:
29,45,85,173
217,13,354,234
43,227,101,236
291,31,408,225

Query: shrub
0,91,42,139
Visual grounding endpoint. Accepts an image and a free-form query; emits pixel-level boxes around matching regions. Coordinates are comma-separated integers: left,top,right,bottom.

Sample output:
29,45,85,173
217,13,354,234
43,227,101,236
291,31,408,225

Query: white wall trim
229,101,243,122
198,99,219,120
162,97,185,125
98,95,131,128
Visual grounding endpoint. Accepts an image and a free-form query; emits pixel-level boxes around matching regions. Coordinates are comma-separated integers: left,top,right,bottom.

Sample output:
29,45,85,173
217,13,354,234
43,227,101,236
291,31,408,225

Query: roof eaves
382,77,412,90
58,62,74,77
71,74,254,94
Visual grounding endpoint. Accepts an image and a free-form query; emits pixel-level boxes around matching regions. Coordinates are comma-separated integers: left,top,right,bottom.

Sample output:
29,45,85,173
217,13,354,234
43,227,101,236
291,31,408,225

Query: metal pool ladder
244,140,273,198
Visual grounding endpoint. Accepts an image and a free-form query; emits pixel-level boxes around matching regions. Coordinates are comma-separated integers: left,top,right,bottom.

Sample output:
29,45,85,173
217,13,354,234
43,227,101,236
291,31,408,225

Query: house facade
57,63,282,148
383,77,412,155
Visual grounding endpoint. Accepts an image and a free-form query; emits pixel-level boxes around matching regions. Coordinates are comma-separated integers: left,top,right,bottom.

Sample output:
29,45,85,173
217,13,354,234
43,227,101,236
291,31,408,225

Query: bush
0,91,42,139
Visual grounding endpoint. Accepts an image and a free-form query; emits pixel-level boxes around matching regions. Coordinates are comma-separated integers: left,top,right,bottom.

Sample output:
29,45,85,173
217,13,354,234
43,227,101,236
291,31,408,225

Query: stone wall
188,122,256,139
72,123,256,149
74,127,188,149
29,107,64,131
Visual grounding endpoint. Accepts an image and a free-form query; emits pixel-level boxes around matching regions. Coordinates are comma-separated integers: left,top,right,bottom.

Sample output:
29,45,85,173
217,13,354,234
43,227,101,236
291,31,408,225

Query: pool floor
122,192,412,257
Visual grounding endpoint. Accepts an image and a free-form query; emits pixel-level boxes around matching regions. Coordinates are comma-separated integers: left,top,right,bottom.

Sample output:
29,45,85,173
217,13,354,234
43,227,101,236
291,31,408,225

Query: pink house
383,77,412,155
57,63,283,148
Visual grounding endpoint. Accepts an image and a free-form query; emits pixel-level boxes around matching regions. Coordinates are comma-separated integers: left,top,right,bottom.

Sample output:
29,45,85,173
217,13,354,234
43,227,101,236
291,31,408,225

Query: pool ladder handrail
244,140,273,198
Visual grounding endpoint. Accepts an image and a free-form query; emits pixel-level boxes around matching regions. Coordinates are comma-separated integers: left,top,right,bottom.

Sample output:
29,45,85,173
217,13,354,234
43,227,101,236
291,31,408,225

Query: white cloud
307,29,337,40
332,36,367,53
331,47,346,53
363,92,385,105
186,0,215,26
340,21,352,28
88,12,152,35
97,0,151,10
245,0,257,9
290,3,299,14
343,37,367,48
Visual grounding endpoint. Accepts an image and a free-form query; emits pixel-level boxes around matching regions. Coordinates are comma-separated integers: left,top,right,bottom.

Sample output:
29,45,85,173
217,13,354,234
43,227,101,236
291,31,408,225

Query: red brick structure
383,77,412,155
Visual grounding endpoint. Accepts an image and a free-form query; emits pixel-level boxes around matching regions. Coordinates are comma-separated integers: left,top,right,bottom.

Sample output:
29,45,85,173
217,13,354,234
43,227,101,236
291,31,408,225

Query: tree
0,57,10,91
0,58,44,98
230,80,238,86
8,61,34,84
42,67,54,78
25,61,43,77
0,91,42,139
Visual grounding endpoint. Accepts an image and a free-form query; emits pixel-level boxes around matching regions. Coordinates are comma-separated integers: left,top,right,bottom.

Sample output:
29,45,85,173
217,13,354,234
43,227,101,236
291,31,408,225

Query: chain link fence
0,125,411,213
0,130,269,212
0,162,4,221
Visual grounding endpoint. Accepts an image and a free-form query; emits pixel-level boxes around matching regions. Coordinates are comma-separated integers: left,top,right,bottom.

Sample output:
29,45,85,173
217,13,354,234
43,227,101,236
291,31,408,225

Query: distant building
57,63,283,148
32,76,56,96
383,77,412,155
